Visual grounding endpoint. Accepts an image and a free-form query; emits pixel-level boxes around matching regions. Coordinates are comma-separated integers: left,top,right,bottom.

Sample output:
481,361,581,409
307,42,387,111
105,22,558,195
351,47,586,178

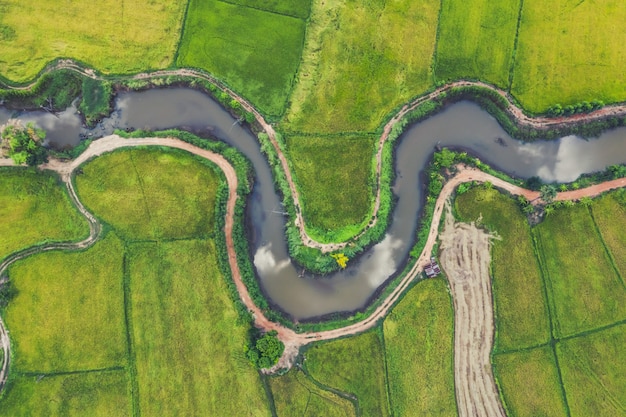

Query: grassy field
269,369,356,416
4,233,127,373
0,0,186,83
557,325,626,416
590,193,626,284
282,0,440,133
435,0,520,87
75,148,219,241
493,346,568,417
455,187,550,351
128,240,270,416
285,134,376,239
383,278,457,416
534,204,626,337
512,0,626,112
177,0,306,117
0,371,130,417
305,331,389,417
222,0,312,19
0,168,87,261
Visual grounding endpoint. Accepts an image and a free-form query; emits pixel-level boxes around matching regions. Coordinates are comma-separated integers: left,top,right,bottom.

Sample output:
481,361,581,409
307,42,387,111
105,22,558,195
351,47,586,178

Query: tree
245,330,285,369
1,122,47,166
540,184,558,204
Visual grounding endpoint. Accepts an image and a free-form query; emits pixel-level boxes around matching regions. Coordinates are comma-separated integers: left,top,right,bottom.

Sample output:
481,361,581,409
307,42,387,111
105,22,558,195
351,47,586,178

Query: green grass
177,0,306,117
0,370,130,417
557,325,626,416
269,369,356,416
282,0,440,133
0,168,88,262
435,0,520,87
535,204,626,338
383,278,457,416
75,148,219,241
305,331,389,417
455,187,550,351
285,134,376,238
0,0,186,82
512,0,626,112
221,0,312,19
590,193,626,285
4,233,127,373
127,240,270,416
79,78,112,126
493,346,568,417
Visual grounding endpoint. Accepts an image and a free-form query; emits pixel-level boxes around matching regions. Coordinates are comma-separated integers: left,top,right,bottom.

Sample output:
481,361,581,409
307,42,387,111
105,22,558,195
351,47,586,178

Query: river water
2,88,626,319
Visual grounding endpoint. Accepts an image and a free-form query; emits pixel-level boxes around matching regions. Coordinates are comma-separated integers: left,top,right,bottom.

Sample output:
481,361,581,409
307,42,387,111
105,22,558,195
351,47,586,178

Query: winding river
3,88,626,319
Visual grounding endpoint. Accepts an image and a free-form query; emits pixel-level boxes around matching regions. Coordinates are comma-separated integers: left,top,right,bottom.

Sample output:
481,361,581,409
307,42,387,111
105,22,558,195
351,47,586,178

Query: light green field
493,346,568,417
75,148,219,241
512,0,626,112
535,204,626,337
383,278,457,416
435,0,520,87
305,331,389,417
455,187,550,351
222,0,312,19
0,0,185,83
177,0,306,117
557,325,626,416
590,194,626,284
282,0,440,133
128,240,270,416
4,233,127,373
0,371,130,417
0,168,87,261
285,134,376,239
269,369,356,417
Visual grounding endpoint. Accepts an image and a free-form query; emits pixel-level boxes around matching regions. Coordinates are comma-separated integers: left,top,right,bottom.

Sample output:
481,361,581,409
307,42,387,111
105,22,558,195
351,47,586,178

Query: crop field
534,204,626,338
493,346,568,417
0,0,186,83
305,331,390,417
590,193,626,281
435,0,520,87
75,148,219,241
455,187,550,351
128,240,269,416
0,168,87,261
511,0,626,112
269,369,356,416
222,0,312,19
282,0,440,133
177,0,306,117
285,134,376,239
4,233,127,373
557,324,626,416
383,278,457,416
0,371,130,417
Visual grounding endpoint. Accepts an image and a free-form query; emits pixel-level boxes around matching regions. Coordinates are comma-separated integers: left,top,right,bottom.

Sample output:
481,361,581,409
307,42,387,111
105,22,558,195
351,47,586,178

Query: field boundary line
551,342,573,417
559,319,626,343
122,250,141,417
216,0,307,20
18,365,126,378
492,341,550,357
588,206,626,290
430,0,445,85
172,0,192,66
507,0,525,91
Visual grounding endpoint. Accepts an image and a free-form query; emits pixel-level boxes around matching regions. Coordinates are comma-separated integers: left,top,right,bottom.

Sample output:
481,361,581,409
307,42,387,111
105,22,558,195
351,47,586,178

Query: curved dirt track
440,205,506,417
5,60,626,252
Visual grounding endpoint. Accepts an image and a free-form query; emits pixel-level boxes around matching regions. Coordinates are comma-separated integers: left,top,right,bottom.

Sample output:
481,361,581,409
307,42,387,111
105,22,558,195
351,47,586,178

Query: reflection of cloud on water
254,243,291,276
361,235,403,287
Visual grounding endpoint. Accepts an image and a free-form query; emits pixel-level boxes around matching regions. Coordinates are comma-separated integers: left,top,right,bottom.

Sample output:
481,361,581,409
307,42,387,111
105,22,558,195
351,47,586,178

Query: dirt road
440,204,506,417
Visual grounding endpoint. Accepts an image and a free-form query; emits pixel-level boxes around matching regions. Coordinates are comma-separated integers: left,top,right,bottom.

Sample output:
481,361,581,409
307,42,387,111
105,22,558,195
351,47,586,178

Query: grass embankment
305,331,390,417
435,0,520,87
285,134,377,239
512,0,626,112
535,204,626,338
0,168,88,261
269,369,356,417
383,278,457,416
177,0,307,117
0,0,186,83
282,0,440,133
455,187,550,351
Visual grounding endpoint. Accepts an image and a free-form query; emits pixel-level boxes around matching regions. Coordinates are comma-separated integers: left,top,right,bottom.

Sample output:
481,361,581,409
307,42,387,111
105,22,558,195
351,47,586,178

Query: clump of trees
245,330,285,369
1,122,47,165
547,100,604,117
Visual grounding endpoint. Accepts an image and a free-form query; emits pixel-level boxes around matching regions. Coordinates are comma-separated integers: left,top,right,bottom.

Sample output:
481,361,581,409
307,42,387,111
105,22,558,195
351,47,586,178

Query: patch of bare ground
439,202,506,417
